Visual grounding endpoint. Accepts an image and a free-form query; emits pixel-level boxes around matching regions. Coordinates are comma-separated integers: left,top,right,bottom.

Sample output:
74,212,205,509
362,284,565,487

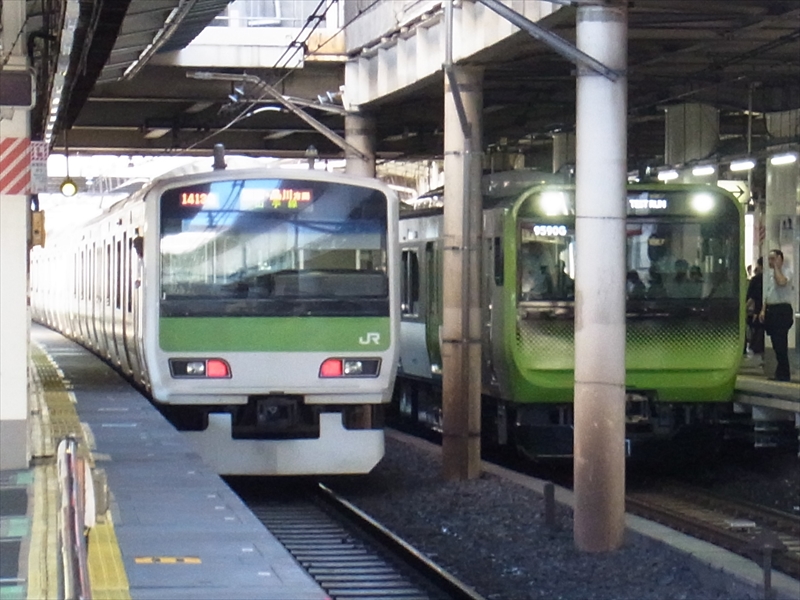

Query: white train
31,162,400,475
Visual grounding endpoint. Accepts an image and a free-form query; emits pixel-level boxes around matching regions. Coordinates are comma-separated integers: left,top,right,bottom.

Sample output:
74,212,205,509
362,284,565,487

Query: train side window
80,250,85,300
106,244,111,306
401,249,419,317
127,237,133,313
425,242,439,319
115,240,122,309
493,236,503,286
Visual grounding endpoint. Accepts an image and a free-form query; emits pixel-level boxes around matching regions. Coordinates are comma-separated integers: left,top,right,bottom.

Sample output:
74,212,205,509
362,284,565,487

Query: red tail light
206,359,230,378
319,359,343,377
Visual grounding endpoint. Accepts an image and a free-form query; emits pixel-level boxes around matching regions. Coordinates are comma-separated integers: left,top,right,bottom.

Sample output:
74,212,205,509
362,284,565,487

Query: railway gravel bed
325,433,799,600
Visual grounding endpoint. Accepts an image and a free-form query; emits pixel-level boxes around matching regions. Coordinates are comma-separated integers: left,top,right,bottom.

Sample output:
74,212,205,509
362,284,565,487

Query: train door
123,232,141,380
399,245,431,379
88,241,98,349
114,235,130,373
131,231,146,383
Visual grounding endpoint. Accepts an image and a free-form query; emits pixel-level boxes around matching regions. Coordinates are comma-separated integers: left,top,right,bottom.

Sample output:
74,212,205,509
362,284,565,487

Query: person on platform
745,258,764,357
759,249,794,381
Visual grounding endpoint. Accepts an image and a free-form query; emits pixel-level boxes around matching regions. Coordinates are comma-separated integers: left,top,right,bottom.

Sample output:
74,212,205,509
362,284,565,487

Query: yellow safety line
88,514,131,599
29,342,132,600
26,464,60,600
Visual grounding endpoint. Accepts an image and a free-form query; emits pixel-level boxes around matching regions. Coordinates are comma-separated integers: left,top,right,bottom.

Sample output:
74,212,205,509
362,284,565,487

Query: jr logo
359,332,381,345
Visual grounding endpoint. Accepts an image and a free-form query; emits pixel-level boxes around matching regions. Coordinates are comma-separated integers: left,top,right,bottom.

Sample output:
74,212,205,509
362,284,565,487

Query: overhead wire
176,0,384,155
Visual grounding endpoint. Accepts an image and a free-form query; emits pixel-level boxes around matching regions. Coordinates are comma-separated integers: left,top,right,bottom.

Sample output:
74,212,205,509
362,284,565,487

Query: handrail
57,437,92,599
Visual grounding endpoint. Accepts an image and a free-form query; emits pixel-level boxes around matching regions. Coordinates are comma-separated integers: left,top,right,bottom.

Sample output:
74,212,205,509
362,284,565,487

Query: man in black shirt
746,257,764,356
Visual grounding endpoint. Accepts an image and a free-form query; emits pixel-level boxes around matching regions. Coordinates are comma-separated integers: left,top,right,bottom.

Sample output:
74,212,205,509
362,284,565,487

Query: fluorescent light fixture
730,159,755,172
692,165,716,177
769,153,798,166
142,127,171,139
657,169,679,182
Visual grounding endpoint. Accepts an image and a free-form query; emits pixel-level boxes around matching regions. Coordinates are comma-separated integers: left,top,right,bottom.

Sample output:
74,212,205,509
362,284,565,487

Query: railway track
241,481,484,600
626,483,800,580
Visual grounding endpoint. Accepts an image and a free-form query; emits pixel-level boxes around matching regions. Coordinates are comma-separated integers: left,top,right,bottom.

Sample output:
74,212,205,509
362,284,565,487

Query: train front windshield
517,188,740,310
159,178,389,317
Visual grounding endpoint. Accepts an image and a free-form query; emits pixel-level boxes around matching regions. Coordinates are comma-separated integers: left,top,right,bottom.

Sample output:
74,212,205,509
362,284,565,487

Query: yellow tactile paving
26,464,60,600
29,342,131,599
88,515,132,599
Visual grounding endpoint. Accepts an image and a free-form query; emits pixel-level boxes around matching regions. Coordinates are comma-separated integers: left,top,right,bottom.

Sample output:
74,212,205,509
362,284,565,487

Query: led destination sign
180,192,218,207
176,186,314,211
629,197,668,210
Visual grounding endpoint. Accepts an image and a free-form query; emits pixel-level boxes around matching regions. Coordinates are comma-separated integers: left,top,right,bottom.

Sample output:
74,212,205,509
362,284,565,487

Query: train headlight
319,358,380,378
539,191,570,216
343,360,363,376
186,361,205,375
691,193,715,214
170,358,231,378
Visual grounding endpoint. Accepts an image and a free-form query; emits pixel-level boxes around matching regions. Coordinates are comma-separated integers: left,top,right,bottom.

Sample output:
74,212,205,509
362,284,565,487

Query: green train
396,171,744,459
31,163,400,475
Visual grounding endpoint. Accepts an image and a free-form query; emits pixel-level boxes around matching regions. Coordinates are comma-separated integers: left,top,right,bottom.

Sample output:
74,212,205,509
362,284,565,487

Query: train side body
31,166,400,475
397,178,744,459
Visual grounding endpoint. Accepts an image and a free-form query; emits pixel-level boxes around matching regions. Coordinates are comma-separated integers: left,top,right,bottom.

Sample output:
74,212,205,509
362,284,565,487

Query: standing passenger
759,249,794,381
745,258,764,357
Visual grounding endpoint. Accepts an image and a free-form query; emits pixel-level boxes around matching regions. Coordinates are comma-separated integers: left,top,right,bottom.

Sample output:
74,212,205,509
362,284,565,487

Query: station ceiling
38,0,800,170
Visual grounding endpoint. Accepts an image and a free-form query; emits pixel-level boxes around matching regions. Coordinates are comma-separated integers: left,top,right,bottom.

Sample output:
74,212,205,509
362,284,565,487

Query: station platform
1,324,327,600
2,325,798,600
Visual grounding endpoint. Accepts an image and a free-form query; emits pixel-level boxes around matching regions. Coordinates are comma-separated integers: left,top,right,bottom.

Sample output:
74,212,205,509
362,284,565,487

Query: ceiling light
730,159,755,172
691,165,715,177
60,177,78,197
769,153,797,166
657,169,679,182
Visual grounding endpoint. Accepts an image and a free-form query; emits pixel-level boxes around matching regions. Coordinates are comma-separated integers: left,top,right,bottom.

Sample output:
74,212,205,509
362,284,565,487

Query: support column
764,143,799,372
573,1,627,552
344,112,376,177
441,65,483,481
0,0,32,470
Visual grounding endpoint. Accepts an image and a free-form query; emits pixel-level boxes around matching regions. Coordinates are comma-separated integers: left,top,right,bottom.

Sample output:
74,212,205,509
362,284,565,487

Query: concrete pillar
764,147,799,370
0,0,32,470
664,103,719,166
552,132,575,174
573,1,627,552
441,65,483,481
344,112,376,178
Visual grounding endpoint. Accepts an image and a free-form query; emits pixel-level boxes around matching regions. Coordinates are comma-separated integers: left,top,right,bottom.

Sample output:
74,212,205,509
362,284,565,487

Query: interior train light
691,193,715,213
730,159,755,172
769,153,798,166
657,169,679,182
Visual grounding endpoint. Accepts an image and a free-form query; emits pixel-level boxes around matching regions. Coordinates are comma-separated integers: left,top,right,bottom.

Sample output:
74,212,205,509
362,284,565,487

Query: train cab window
401,249,420,317
158,178,389,318
518,222,575,301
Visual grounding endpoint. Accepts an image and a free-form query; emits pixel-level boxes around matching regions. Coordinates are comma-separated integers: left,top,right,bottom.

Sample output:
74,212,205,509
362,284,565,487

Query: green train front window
159,178,389,317
516,187,740,307
518,222,575,301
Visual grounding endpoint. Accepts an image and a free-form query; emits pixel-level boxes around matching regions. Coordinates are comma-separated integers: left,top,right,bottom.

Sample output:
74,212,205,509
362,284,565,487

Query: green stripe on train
159,317,391,352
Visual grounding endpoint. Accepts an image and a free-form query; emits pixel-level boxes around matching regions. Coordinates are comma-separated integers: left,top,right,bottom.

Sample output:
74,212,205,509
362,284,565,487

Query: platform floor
2,324,797,599
1,323,327,600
